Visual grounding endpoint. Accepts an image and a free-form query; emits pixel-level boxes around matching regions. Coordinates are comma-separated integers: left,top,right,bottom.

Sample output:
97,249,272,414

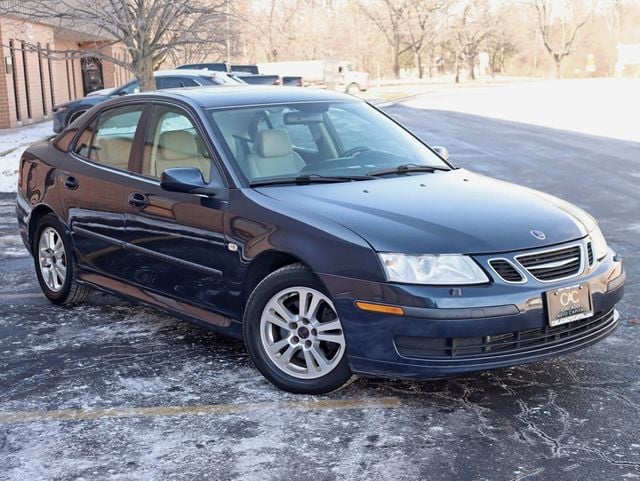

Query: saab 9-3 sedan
16,86,625,393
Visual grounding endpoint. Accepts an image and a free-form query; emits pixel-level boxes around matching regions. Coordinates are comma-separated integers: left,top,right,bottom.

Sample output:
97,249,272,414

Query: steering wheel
342,146,371,157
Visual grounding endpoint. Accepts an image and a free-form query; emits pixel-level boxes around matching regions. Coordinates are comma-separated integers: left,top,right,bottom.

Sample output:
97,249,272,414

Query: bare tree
0,0,227,91
530,0,595,78
405,0,449,78
249,0,302,62
359,0,413,78
450,0,495,82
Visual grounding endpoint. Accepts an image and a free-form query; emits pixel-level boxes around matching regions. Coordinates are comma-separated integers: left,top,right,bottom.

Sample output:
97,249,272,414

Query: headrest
159,130,197,161
255,129,293,158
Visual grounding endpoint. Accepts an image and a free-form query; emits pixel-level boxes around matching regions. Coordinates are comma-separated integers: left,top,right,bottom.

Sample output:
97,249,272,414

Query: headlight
53,105,68,113
590,225,608,261
378,253,489,285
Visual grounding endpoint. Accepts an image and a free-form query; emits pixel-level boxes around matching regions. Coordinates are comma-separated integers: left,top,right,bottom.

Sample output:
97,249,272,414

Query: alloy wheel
38,226,67,292
260,286,346,379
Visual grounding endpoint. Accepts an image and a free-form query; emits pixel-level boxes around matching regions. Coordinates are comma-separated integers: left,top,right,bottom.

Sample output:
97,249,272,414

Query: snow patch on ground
0,120,53,193
401,79,640,143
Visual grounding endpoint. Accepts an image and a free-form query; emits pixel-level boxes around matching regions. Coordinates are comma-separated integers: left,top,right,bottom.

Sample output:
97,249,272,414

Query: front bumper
320,249,625,379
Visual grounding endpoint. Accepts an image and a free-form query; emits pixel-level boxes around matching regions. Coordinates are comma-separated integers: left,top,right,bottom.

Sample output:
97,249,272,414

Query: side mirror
433,145,449,161
117,90,127,96
160,168,222,196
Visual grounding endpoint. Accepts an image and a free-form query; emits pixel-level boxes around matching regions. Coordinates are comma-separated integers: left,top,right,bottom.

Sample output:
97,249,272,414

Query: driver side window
141,105,213,182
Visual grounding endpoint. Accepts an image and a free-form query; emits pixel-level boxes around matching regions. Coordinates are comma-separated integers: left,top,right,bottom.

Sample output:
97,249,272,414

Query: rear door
60,104,146,277
122,103,232,316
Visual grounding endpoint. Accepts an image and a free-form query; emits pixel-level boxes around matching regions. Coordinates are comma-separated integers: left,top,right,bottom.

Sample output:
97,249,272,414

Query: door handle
63,176,79,190
128,192,149,209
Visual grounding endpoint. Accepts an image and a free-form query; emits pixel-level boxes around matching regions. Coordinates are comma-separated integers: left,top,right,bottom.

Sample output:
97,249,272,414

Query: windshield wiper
367,163,449,177
250,174,376,187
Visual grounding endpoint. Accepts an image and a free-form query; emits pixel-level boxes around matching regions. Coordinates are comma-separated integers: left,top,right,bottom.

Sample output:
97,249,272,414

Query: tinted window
88,105,144,170
326,106,412,157
142,105,214,182
208,101,448,183
156,77,199,89
118,80,140,95
73,119,98,158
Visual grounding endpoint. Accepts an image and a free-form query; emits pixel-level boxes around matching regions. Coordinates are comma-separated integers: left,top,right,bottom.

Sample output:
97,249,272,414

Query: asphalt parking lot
1,98,639,481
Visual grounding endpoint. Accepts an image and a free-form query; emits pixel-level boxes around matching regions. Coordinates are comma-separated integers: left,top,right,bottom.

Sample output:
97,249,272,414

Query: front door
123,104,231,316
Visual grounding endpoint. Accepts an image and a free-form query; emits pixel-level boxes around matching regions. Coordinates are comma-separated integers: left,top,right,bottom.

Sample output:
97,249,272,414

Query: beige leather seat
246,129,304,179
155,130,210,180
95,137,133,170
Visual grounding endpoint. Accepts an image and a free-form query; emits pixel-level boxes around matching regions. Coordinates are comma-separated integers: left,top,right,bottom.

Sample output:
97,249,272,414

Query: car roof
138,86,361,109
152,69,227,78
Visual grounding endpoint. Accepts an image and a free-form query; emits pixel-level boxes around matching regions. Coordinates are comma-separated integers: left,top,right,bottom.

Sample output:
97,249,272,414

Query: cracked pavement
1,100,639,480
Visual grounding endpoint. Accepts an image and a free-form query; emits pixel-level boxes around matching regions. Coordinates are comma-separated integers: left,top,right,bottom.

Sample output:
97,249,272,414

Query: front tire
243,264,352,394
33,214,92,305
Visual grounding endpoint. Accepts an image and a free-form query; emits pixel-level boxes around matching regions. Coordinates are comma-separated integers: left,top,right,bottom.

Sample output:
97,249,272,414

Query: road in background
1,85,639,480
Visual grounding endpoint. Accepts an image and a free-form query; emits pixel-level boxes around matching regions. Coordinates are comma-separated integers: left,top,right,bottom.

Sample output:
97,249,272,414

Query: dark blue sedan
16,87,625,393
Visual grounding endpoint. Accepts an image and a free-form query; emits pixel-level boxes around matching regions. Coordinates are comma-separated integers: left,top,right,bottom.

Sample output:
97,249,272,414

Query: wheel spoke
47,230,56,250
316,333,345,346
266,337,289,355
263,309,290,330
273,299,296,323
316,319,341,333
302,291,322,321
297,289,310,317
53,240,64,258
277,345,298,367
303,348,318,373
54,263,66,284
45,267,56,289
309,345,330,372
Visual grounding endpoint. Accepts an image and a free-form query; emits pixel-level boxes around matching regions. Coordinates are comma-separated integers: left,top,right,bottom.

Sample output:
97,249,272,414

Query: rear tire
33,214,92,305
243,263,352,394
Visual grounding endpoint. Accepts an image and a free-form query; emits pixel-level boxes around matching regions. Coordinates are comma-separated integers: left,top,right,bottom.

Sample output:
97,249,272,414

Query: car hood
254,169,594,254
57,95,110,109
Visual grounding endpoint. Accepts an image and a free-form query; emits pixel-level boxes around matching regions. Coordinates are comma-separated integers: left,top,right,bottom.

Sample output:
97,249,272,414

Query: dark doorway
81,57,104,95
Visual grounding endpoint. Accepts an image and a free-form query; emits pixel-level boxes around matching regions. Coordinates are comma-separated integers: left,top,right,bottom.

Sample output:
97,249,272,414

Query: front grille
516,245,582,281
490,259,524,282
587,242,594,266
394,309,616,360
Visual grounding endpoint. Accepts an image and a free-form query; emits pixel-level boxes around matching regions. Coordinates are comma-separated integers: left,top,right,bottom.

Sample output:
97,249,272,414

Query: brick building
0,15,132,129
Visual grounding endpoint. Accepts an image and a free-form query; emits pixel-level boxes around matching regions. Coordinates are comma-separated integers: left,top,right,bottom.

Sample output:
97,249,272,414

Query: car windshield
207,101,450,185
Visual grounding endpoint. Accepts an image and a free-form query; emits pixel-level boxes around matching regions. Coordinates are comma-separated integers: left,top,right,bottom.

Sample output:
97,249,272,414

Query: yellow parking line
0,397,401,424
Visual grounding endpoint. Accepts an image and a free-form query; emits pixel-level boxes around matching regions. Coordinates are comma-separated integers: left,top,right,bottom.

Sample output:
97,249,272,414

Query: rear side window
74,105,144,170
156,77,199,89
73,119,97,157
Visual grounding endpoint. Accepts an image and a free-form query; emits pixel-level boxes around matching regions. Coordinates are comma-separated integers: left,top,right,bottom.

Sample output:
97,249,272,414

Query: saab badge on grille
530,230,546,240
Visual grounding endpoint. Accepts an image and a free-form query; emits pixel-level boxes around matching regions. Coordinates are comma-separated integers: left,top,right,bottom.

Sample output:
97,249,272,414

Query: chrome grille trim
515,243,585,283
488,258,527,284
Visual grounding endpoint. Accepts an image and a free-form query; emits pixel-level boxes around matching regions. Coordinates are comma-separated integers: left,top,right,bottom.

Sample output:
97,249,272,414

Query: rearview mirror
283,111,323,124
433,145,449,161
160,168,222,196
